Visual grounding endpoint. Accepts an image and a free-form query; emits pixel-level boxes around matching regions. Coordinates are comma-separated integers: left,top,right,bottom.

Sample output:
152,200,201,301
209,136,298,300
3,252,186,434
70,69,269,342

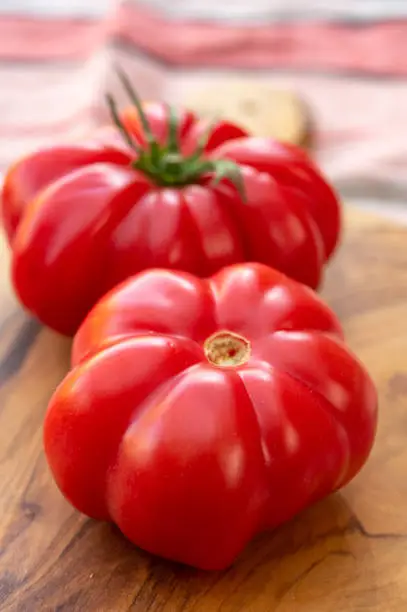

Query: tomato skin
44,263,377,570
1,144,131,243
213,137,341,259
2,103,341,335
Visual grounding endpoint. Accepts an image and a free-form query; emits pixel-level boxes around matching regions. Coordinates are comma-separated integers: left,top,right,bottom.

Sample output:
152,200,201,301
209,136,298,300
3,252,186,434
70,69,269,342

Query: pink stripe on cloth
0,16,103,61
0,4,405,76
114,3,407,75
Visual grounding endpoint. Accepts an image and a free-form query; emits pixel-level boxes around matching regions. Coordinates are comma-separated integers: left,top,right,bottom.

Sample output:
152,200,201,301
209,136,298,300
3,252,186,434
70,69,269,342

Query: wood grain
0,207,407,611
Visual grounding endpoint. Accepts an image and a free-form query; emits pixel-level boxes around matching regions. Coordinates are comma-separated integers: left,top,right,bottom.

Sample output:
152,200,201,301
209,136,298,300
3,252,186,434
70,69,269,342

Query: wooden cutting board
0,207,406,612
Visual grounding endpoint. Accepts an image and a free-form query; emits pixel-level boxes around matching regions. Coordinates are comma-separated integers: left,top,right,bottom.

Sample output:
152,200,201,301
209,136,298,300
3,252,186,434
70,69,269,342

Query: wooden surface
0,207,407,611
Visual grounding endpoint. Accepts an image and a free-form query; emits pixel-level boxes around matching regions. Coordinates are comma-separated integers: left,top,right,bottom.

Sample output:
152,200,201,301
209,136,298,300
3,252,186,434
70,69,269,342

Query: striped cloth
1,0,406,200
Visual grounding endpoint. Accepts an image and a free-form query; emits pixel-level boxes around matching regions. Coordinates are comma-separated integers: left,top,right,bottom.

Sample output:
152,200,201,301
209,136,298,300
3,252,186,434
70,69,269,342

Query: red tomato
44,263,377,570
2,73,341,335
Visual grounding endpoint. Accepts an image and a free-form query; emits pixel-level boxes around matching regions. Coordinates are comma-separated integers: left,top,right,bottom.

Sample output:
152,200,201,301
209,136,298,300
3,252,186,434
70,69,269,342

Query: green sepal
107,67,247,201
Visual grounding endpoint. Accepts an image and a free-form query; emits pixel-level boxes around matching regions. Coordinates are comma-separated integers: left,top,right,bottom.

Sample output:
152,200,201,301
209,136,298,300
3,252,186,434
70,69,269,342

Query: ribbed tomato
2,70,341,335
44,263,377,570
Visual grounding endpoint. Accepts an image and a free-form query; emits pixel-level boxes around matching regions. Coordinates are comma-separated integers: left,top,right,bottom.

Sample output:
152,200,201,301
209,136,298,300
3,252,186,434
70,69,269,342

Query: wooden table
0,207,406,611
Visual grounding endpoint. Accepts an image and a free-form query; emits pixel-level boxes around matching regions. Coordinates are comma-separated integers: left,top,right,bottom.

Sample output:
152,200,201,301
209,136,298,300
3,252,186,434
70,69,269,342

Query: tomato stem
167,103,179,154
188,119,217,162
107,67,247,201
115,66,157,154
106,94,141,155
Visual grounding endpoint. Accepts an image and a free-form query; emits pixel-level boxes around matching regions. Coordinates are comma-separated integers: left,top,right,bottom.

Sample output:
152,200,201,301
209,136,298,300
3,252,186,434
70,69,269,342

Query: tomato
2,70,341,335
44,263,377,570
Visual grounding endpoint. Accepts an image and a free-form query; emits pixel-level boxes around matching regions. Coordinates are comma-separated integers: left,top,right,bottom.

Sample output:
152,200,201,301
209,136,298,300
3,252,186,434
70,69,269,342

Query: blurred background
1,0,407,222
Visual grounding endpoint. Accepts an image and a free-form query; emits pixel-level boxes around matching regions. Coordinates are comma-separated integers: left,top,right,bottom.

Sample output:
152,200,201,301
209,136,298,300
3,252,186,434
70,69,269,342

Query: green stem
106,68,247,201
115,65,159,160
167,103,179,153
106,94,141,154
188,119,217,162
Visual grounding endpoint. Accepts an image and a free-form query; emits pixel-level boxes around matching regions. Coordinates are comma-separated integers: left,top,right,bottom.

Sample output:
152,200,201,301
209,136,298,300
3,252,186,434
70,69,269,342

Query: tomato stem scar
204,331,251,368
